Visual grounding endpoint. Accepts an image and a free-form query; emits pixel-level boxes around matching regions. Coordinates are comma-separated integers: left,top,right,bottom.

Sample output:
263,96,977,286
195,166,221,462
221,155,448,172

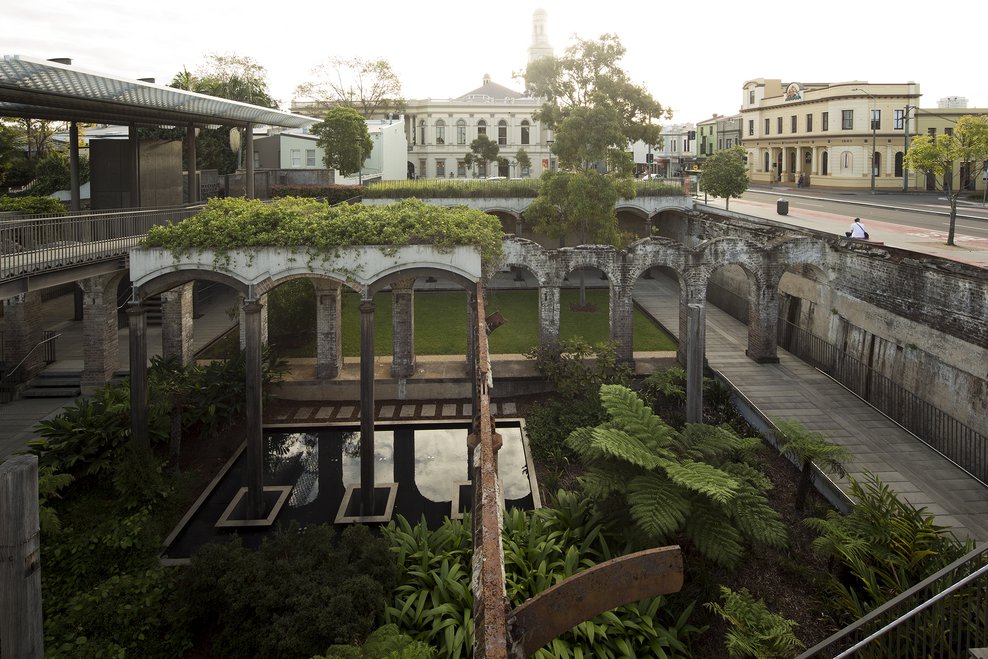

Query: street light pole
853,88,877,194
903,104,912,193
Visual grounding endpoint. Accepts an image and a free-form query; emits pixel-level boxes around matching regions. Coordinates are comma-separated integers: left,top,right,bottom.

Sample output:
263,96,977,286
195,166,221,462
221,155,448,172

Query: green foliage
182,524,397,659
525,337,633,402
318,624,435,658
704,586,803,658
639,367,686,409
173,53,278,107
567,384,788,568
805,472,973,620
313,106,375,177
362,178,540,199
36,465,74,534
0,194,65,214
698,145,749,207
270,183,364,203
524,170,628,246
143,196,505,274
772,416,851,510
27,151,90,196
295,56,406,120
465,134,500,175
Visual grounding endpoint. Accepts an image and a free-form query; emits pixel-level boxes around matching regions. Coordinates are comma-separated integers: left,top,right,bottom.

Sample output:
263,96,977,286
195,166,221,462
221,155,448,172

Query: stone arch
616,204,651,239
649,208,691,243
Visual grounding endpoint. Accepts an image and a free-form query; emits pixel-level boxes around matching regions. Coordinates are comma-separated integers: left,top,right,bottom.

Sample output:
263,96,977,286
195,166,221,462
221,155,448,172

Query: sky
2,0,984,124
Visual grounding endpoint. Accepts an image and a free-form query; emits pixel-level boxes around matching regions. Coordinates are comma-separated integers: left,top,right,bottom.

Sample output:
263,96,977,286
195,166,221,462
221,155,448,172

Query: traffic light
688,130,696,140
646,153,654,163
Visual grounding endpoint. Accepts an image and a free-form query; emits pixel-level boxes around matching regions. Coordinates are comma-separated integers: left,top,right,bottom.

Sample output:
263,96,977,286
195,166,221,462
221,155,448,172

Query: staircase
21,370,81,399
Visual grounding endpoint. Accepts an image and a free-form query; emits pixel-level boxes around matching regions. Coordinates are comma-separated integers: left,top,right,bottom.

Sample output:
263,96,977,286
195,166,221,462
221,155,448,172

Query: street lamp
853,88,877,194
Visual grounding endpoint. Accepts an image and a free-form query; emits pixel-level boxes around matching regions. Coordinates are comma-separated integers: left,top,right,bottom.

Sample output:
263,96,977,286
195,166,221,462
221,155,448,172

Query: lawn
264,287,677,357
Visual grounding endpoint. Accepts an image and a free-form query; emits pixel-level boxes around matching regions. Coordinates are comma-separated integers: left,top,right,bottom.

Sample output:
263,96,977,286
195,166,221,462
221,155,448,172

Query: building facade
740,78,921,190
910,101,988,193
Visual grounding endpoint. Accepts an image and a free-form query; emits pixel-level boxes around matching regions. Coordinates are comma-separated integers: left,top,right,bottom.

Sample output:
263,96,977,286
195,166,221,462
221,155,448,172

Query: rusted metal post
359,297,376,515
127,300,148,449
243,296,264,519
686,300,705,423
0,455,44,658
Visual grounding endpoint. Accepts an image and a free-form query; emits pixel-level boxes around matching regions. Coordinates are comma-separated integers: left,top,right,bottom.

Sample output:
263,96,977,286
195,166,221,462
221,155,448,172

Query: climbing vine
144,196,505,273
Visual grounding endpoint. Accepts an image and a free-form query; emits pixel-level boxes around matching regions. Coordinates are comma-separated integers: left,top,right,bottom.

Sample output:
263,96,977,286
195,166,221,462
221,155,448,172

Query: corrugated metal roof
0,55,316,129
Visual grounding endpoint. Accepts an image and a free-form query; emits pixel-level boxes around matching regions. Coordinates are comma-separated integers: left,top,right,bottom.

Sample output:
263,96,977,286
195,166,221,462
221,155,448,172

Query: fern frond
578,464,635,499
685,505,744,568
627,473,691,539
660,459,739,504
589,427,664,470
720,461,773,492
565,426,599,463
728,488,789,549
599,384,677,451
679,423,744,458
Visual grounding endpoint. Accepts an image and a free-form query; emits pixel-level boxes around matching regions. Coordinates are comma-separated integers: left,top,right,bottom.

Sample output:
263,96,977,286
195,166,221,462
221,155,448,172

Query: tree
514,148,531,177
466,134,499,177
903,114,988,246
295,57,405,119
699,145,749,210
311,106,373,178
772,417,850,511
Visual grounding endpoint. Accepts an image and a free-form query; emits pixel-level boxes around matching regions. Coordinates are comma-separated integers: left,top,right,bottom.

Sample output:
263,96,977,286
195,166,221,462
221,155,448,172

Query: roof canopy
0,55,315,129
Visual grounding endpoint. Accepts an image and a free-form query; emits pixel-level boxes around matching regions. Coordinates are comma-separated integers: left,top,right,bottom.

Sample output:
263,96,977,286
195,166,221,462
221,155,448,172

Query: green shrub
181,524,397,658
318,624,436,658
705,586,803,658
270,183,364,204
363,179,540,199
0,194,64,214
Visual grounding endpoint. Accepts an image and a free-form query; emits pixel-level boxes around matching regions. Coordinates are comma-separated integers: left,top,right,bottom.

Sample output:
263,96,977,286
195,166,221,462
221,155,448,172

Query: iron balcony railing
798,545,988,658
1,204,203,284
777,319,988,484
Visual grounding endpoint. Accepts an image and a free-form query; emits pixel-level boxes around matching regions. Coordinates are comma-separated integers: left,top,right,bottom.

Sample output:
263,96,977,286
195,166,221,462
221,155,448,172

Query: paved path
634,275,988,543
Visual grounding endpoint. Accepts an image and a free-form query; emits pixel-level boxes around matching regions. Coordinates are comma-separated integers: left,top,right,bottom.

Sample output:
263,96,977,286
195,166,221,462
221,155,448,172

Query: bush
0,194,64,214
705,586,803,658
270,183,364,204
318,624,435,658
181,524,397,658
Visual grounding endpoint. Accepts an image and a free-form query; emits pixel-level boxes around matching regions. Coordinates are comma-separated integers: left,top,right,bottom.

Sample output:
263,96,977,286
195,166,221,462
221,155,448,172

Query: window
945,127,953,136
870,109,880,131
841,151,852,170
521,120,530,145
822,112,829,131
521,163,530,177
894,109,904,130
928,128,937,138
791,115,797,133
418,120,426,144
456,120,467,145
749,90,755,104
418,159,426,177
749,119,754,136
777,117,783,133
436,159,445,177
253,151,260,168
435,120,446,145
498,120,508,145
305,149,316,167
290,149,301,167
764,118,770,134
806,114,813,132
457,160,466,176
842,110,853,130
718,139,723,150
477,120,487,137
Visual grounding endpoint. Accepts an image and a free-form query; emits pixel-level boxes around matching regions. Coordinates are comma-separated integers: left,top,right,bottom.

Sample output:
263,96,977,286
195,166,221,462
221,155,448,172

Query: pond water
163,421,537,560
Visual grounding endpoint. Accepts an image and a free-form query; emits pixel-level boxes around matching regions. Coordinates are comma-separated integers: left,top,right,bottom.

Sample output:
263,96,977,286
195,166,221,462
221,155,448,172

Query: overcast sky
3,0,983,123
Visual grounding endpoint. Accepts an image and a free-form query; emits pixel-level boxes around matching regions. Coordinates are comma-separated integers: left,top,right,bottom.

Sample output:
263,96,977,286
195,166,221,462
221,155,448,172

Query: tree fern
588,426,665,470
727,489,788,550
627,473,692,540
659,458,739,504
599,383,678,452
685,505,746,568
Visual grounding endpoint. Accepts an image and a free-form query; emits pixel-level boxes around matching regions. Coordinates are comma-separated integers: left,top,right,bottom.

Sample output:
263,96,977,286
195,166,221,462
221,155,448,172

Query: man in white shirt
847,218,868,239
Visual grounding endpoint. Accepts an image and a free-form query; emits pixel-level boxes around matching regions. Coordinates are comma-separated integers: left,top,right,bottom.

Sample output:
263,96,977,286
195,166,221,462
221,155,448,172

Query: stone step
21,386,81,398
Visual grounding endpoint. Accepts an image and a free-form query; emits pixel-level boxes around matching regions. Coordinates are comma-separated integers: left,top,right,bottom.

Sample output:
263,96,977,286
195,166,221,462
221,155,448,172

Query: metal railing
1,204,203,283
777,319,988,484
705,281,750,324
799,545,988,658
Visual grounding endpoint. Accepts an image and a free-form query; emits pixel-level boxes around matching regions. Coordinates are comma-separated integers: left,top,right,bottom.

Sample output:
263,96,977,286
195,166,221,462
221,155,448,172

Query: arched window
498,119,508,146
763,152,770,172
477,120,487,137
894,152,904,177
521,120,530,145
418,120,426,145
841,151,853,171
873,151,880,177
435,119,446,145
822,151,829,176
456,119,467,145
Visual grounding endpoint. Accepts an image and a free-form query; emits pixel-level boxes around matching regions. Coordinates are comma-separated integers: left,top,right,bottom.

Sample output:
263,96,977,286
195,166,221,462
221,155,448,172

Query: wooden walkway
634,276,988,543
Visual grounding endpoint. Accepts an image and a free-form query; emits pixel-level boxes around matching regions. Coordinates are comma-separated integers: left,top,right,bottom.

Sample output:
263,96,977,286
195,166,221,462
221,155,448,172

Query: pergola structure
0,54,315,206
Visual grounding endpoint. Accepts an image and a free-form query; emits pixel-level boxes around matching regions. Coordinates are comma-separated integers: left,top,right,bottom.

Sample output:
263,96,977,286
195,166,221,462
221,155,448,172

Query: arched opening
822,151,829,176
894,151,904,178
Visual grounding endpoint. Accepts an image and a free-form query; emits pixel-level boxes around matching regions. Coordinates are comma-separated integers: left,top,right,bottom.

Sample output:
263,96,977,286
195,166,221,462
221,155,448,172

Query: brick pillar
238,293,268,350
127,302,149,449
243,297,265,520
2,291,43,384
677,292,689,367
538,285,560,348
686,299,706,424
314,280,343,379
390,277,416,377
747,285,781,363
609,281,635,365
79,274,122,394
160,282,195,367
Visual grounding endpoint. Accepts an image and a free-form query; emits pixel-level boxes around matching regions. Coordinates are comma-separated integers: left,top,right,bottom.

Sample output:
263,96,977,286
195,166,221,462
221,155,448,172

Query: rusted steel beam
471,282,509,659
505,546,684,657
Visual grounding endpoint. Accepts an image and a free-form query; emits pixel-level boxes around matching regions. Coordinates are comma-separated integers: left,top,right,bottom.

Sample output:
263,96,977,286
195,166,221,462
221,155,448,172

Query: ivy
144,196,505,274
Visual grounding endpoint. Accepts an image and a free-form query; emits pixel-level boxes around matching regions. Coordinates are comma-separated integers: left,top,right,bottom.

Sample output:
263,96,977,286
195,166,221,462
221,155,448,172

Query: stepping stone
442,404,457,417
421,404,436,417
399,405,416,418
380,405,396,418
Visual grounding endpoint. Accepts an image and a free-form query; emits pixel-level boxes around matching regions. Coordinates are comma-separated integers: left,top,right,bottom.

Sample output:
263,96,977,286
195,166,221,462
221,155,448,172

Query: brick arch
501,237,554,288
557,246,620,285
624,237,689,283
696,236,768,289
765,235,834,288
136,268,248,298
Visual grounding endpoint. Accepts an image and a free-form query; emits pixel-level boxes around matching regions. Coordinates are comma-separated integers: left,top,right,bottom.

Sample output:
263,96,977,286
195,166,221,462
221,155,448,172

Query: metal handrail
1,332,62,381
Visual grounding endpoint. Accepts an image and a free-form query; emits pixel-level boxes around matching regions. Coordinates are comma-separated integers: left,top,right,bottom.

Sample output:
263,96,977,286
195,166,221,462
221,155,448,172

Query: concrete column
746,285,781,363
160,282,195,367
186,123,197,204
0,456,43,659
238,293,268,350
609,281,635,365
2,292,43,384
314,280,343,379
686,300,706,424
538,285,560,348
69,122,80,212
359,298,376,515
390,277,416,377
128,123,140,208
243,297,264,520
677,292,689,367
245,122,255,199
79,274,122,394
127,302,149,449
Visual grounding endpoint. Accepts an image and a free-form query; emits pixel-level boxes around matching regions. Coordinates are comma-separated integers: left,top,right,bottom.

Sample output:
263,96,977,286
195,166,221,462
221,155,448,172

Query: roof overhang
0,55,316,129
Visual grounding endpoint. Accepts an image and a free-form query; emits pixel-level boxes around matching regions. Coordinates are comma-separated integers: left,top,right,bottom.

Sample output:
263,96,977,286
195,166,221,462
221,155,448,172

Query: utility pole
903,104,912,193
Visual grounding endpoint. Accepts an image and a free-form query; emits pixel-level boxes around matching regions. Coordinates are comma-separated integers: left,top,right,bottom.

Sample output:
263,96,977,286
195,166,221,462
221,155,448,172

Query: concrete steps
21,371,81,399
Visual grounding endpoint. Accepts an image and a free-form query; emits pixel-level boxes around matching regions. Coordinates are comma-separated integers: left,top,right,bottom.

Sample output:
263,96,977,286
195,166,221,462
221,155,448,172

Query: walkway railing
1,205,203,283
777,319,988,484
798,545,988,658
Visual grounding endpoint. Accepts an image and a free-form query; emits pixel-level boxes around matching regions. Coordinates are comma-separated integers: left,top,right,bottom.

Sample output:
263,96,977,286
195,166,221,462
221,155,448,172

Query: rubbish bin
776,199,789,215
